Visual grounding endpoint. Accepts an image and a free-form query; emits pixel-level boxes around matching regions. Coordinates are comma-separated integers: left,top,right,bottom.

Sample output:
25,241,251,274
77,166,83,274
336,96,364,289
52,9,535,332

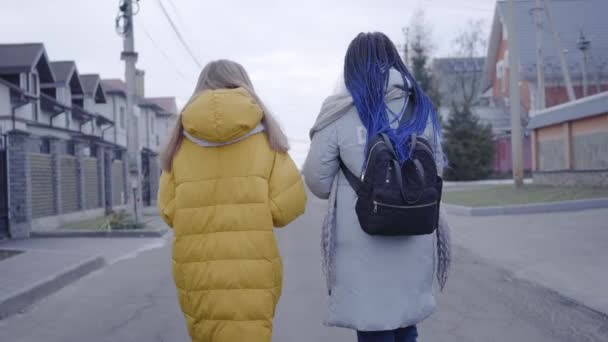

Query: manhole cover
0,249,23,262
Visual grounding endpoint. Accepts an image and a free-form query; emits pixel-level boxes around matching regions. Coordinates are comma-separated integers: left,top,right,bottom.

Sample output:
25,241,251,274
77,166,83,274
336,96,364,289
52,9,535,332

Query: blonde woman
158,59,306,342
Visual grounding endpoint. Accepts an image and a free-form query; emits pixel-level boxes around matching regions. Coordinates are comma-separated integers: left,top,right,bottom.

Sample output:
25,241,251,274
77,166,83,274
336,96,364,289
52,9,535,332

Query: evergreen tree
409,33,442,110
443,105,495,180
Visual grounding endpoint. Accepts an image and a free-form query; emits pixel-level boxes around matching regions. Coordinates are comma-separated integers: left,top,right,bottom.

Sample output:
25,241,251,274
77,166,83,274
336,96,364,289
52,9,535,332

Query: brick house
0,43,176,238
432,57,486,119
479,0,608,176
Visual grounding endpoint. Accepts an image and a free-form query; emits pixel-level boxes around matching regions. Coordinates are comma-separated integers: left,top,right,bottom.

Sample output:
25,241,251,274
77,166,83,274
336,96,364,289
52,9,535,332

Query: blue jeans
357,326,418,342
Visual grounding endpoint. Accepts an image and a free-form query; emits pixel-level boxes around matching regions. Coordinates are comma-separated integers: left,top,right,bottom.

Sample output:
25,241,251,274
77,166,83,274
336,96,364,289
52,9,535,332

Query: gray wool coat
303,96,444,331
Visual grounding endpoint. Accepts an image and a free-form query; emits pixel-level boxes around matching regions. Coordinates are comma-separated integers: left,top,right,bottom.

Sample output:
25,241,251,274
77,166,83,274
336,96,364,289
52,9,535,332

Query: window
496,60,505,92
2,74,20,87
32,99,39,122
89,144,98,158
41,87,56,98
39,138,50,154
119,107,126,128
31,73,39,95
114,149,123,160
150,115,155,134
72,98,84,108
66,141,76,156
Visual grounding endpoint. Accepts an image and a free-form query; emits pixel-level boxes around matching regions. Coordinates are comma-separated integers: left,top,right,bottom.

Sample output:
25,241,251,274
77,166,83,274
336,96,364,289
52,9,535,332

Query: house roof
101,78,127,96
49,61,75,84
481,0,608,92
528,90,608,129
47,61,84,96
0,43,55,83
80,74,107,103
142,97,178,115
433,57,485,74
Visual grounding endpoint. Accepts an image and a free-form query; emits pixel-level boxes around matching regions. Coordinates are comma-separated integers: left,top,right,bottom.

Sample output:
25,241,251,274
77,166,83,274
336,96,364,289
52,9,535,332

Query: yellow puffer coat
157,88,306,342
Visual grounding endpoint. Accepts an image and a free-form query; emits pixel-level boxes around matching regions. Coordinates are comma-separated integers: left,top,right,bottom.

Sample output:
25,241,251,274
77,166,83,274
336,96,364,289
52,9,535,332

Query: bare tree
451,19,488,112
406,9,442,109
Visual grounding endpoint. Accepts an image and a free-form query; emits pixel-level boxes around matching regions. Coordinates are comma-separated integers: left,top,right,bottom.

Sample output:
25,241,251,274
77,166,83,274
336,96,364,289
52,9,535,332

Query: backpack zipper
416,142,434,156
373,200,437,213
363,139,434,181
361,141,385,181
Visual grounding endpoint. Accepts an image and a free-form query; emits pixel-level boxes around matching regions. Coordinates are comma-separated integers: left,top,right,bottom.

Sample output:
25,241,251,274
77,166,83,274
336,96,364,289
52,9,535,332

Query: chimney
135,68,145,98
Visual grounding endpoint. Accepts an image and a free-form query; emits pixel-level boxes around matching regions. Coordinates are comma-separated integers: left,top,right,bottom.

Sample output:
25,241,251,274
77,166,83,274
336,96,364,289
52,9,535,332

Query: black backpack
340,133,443,236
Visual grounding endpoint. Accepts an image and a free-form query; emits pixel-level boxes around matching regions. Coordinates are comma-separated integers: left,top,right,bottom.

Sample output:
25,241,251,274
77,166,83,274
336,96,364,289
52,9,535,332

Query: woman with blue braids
303,32,451,342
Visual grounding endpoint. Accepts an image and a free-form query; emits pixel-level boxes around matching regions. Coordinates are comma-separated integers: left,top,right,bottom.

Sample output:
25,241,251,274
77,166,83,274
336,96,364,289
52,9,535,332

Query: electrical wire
165,0,188,32
155,0,203,69
137,21,193,83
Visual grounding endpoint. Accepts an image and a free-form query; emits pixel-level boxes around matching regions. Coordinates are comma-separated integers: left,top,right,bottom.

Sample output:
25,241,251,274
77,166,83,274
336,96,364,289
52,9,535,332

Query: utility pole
507,0,524,187
532,0,546,110
577,29,591,97
117,0,143,223
542,0,576,101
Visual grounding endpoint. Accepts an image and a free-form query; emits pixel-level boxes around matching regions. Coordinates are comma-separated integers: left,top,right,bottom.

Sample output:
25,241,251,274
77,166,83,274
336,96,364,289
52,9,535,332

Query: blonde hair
160,59,289,171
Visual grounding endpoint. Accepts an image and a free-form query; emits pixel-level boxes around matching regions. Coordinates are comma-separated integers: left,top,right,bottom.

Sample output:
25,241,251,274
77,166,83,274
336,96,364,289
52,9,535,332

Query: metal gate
0,134,9,239
141,152,151,207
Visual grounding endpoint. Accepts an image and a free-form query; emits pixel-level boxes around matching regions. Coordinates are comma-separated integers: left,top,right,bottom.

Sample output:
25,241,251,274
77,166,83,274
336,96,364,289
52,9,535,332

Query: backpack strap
379,133,412,203
339,159,371,197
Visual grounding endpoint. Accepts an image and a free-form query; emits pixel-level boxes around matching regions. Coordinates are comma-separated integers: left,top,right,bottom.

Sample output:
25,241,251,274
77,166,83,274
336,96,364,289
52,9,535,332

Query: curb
0,256,106,319
443,197,608,216
30,227,168,238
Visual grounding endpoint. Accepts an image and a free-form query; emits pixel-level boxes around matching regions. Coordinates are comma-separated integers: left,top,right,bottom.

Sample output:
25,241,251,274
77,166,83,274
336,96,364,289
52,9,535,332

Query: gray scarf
183,123,265,147
310,72,451,291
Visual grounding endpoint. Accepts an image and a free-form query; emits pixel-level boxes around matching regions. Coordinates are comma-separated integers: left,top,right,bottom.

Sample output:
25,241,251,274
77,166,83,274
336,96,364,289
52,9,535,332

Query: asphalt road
1,198,607,342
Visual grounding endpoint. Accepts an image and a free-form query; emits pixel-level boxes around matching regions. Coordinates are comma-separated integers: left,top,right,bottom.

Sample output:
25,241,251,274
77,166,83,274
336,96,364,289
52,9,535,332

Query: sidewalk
0,219,168,318
448,207,608,316
443,178,533,191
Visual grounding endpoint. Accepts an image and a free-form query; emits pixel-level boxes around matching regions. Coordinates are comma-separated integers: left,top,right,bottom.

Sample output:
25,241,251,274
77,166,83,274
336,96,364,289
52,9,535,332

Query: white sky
1,0,494,165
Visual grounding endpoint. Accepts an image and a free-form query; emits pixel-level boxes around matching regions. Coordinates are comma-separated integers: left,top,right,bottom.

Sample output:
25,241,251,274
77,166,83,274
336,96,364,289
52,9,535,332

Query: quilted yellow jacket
157,88,306,342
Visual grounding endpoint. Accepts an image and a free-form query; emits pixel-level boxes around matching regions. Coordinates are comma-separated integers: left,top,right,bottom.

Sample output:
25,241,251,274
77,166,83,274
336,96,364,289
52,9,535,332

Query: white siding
0,83,11,133
0,83,10,116
14,103,34,121
138,107,149,150
156,115,174,151
98,94,128,148
38,108,54,126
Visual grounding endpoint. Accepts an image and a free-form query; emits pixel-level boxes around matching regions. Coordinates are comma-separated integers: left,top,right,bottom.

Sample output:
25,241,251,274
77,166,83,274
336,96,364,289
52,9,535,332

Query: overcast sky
1,0,494,165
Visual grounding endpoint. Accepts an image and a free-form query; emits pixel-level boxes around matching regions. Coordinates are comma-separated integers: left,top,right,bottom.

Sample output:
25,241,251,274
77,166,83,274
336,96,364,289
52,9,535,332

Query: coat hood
181,87,263,143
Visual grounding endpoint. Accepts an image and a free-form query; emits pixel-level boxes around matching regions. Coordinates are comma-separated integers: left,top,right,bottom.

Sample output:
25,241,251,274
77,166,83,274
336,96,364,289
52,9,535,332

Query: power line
155,0,203,69
165,0,188,31
137,21,193,83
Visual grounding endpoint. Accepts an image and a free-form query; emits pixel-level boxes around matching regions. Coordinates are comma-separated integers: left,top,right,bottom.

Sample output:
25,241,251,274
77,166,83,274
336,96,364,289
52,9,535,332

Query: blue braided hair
344,32,442,165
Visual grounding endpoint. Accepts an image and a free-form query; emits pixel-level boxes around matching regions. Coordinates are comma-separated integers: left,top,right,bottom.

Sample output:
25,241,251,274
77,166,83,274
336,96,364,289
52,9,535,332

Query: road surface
1,198,607,341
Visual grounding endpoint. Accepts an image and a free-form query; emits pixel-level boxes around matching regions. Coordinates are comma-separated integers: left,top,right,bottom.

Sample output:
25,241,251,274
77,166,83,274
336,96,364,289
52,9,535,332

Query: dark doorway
141,151,151,207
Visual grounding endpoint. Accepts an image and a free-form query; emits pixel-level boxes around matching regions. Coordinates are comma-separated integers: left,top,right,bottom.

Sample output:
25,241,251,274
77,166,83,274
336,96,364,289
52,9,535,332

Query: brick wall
5,131,132,236
61,156,79,213
7,131,31,238
538,139,566,171
29,154,55,218
83,158,100,209
573,132,608,170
